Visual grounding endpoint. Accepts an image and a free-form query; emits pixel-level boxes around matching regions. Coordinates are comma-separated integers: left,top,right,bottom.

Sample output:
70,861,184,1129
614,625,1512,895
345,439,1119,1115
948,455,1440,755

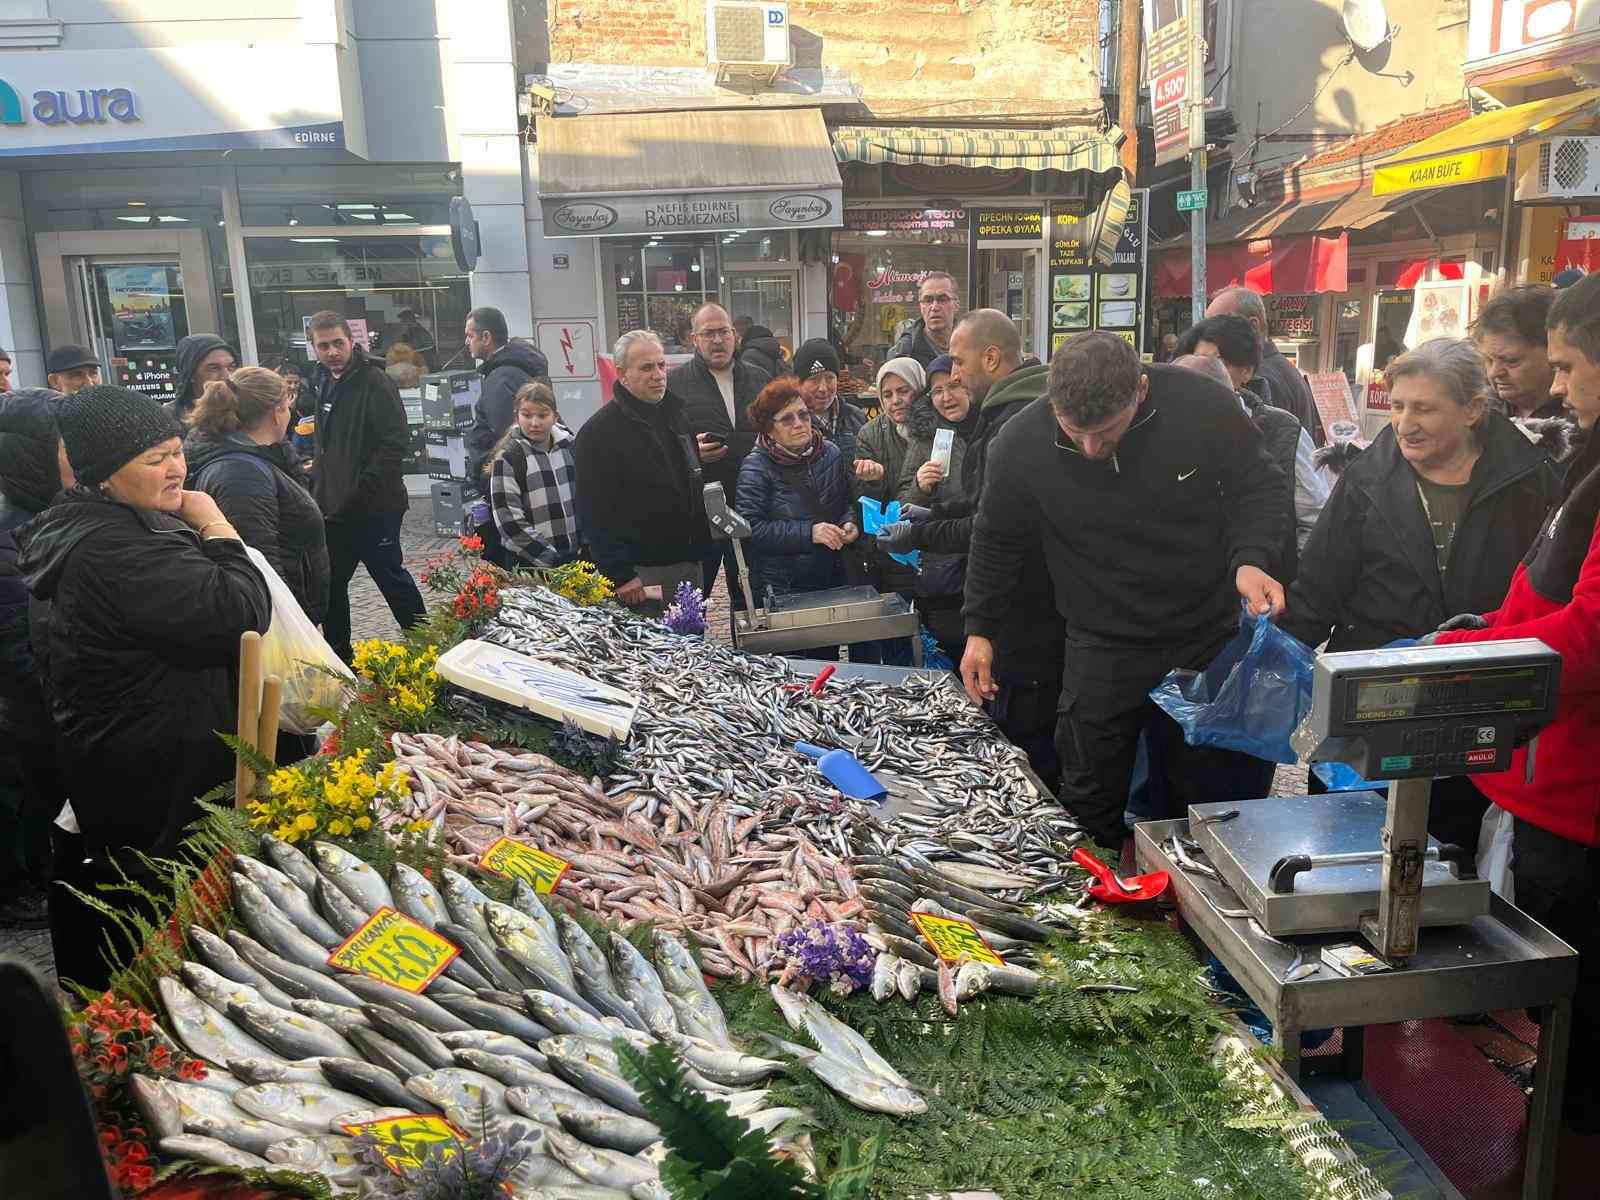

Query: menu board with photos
1047,189,1147,356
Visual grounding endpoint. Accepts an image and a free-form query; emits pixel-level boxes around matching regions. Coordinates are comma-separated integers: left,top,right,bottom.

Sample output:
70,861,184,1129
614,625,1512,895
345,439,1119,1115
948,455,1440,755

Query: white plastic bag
242,545,355,734
1476,804,1516,903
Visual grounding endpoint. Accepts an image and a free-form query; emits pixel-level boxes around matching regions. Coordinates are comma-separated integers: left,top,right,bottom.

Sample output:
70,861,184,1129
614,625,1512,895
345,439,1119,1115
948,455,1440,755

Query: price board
340,1113,463,1174
480,836,572,894
327,906,460,993
909,911,1005,967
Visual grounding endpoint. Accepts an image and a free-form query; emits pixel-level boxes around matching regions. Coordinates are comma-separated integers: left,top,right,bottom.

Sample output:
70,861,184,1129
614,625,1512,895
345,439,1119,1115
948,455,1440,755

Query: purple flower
662,581,708,635
774,920,877,994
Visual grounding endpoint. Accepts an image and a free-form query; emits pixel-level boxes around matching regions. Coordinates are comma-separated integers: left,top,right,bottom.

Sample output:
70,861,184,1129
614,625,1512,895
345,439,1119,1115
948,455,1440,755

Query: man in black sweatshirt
963,332,1287,847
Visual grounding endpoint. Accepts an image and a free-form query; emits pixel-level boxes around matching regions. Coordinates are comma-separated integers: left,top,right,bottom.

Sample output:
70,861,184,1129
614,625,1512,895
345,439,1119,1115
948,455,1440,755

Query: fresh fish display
319,1057,419,1111
227,1000,362,1062
263,1134,373,1190
291,997,372,1036
232,854,342,946
361,1005,456,1069
232,1081,381,1135
226,930,365,1007
431,993,552,1043
404,1066,512,1117
440,1028,550,1067
315,875,371,937
188,925,299,1010
346,1025,432,1079
232,875,339,970
337,974,475,1033
452,1047,559,1090
226,1056,329,1086
158,977,274,1068
310,840,395,912
159,1134,270,1171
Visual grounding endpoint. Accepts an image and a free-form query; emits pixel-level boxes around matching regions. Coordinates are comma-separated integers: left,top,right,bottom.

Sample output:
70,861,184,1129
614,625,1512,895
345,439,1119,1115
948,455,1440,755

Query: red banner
1155,232,1348,298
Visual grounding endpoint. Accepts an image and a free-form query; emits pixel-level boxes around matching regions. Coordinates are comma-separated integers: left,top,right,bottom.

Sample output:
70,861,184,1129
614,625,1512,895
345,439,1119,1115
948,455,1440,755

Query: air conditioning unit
707,0,790,87
1527,136,1600,199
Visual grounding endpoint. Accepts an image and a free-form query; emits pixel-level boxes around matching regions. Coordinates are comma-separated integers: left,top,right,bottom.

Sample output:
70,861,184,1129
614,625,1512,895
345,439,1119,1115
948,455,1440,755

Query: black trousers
1512,818,1600,1125
1056,695,1278,848
990,676,1062,795
324,511,426,660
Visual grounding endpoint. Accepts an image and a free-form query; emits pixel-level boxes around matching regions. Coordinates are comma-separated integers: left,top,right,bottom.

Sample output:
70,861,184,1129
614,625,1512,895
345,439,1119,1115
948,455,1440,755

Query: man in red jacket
1429,271,1600,1131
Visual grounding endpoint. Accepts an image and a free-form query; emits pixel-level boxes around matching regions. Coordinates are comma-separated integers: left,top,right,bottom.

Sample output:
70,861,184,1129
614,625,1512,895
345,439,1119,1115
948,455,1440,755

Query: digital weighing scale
703,482,922,661
1133,639,1578,1200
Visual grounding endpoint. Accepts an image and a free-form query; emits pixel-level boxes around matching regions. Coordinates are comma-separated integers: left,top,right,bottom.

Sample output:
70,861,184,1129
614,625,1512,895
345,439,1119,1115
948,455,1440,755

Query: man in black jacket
1207,287,1324,446
465,306,550,479
163,333,236,423
963,332,1287,847
307,310,424,659
878,310,1064,787
890,272,961,368
575,331,714,616
669,303,770,601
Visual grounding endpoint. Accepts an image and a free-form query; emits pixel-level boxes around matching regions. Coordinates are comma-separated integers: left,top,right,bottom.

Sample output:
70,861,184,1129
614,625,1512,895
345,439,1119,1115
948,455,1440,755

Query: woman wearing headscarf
853,357,927,623
17,386,271,986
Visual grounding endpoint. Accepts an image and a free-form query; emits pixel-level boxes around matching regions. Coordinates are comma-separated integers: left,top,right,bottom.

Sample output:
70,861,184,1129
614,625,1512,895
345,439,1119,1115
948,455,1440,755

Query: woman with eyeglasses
735,378,859,629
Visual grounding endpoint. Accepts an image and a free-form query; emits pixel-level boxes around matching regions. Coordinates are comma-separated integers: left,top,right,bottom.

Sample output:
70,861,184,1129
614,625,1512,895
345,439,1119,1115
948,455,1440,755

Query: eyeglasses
920,293,955,306
695,327,735,339
774,410,813,427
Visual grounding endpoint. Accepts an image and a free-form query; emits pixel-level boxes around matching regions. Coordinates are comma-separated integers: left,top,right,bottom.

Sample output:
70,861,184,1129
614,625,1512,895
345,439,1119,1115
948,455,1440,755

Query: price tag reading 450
479,836,571,894
327,906,459,993
340,1113,463,1174
910,911,1006,967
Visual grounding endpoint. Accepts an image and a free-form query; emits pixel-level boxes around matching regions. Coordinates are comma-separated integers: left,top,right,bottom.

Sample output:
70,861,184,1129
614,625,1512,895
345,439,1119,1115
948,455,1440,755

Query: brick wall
544,0,1102,117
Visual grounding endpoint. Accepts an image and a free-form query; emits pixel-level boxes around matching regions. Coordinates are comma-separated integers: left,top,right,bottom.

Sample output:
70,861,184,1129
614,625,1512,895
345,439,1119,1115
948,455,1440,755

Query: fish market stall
53,568,1392,1199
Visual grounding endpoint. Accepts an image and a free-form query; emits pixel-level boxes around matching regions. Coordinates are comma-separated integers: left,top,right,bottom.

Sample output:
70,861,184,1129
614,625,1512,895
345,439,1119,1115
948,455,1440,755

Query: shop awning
535,108,843,237
1154,233,1349,299
1201,186,1399,245
1372,88,1600,197
831,125,1123,174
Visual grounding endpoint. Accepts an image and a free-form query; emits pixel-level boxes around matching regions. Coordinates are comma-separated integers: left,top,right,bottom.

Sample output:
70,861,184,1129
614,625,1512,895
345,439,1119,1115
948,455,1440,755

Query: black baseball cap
46,344,99,373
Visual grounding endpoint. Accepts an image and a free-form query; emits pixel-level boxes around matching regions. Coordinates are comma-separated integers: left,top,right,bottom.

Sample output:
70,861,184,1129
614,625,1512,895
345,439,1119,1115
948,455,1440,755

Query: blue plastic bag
1149,611,1316,764
857,497,922,569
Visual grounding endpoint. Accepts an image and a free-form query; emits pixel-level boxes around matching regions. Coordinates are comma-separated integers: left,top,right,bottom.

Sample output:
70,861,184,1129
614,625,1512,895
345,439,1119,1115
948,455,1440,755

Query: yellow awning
1373,89,1600,196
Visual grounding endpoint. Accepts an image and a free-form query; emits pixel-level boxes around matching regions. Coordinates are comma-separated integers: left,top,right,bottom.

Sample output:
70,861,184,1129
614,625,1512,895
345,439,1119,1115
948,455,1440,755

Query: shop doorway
724,268,799,364
35,230,219,404
976,248,1041,358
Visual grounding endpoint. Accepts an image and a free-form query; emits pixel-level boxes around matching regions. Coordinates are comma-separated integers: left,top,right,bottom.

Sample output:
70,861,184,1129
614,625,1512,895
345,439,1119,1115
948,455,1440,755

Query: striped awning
832,125,1124,174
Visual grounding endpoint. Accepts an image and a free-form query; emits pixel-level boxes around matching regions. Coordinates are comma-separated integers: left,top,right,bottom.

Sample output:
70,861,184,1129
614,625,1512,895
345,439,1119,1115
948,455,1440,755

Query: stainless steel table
1135,818,1578,1200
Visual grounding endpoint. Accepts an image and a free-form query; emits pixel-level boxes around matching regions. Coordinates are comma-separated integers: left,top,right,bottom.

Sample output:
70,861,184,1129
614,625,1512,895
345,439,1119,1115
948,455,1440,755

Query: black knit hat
0,387,64,511
56,384,183,487
792,338,840,379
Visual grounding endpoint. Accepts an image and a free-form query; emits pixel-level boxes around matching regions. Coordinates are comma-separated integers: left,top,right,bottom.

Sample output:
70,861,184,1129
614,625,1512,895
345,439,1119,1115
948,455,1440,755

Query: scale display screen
1347,666,1546,724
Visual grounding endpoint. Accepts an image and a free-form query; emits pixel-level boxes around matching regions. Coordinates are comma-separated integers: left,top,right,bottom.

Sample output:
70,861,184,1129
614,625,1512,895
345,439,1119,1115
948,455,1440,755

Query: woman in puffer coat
735,378,860,655
895,355,981,658
1281,338,1564,848
183,366,330,625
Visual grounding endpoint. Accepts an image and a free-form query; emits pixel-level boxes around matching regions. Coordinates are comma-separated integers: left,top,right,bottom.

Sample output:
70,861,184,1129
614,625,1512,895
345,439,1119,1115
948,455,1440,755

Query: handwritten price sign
910,911,1005,967
479,836,571,894
340,1113,463,1173
327,906,459,993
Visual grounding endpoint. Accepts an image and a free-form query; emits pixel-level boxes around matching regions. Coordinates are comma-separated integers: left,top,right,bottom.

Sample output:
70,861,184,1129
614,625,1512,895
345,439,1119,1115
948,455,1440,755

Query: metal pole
1361,776,1431,962
1188,4,1207,324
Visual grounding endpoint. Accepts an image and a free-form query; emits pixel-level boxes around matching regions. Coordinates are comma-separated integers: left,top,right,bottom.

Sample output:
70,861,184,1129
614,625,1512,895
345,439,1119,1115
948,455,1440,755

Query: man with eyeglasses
891,272,962,369
669,302,772,600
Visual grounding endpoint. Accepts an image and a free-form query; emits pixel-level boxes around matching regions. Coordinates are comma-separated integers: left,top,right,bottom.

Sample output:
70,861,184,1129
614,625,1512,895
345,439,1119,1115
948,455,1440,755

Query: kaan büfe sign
543,187,843,238
1373,146,1509,196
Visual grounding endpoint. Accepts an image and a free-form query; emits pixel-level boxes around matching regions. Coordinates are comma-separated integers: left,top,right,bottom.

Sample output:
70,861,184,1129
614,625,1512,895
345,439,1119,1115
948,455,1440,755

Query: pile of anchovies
146,836,906,1197
486,588,1087,879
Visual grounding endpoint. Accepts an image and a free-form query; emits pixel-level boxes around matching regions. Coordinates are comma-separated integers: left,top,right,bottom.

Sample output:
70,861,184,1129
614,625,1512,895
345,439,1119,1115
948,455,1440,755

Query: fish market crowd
0,269,1598,1193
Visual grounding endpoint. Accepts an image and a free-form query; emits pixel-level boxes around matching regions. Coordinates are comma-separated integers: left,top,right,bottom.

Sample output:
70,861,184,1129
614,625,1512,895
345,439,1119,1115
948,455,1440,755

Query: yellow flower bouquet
352,639,441,726
246,749,410,845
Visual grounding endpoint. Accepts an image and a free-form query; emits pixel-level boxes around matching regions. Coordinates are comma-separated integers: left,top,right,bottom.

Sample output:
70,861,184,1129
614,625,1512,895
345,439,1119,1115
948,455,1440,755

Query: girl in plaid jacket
485,382,579,567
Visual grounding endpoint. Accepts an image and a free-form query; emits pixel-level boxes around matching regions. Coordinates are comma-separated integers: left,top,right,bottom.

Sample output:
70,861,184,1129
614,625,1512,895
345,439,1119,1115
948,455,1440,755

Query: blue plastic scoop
794,741,886,801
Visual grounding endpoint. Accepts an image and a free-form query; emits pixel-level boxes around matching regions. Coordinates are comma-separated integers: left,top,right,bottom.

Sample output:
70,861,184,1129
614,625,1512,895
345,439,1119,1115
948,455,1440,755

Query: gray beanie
56,384,184,487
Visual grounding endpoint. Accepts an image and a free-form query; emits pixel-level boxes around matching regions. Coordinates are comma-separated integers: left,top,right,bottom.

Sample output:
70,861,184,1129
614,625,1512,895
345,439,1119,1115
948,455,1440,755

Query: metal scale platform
703,482,922,661
1134,639,1579,1200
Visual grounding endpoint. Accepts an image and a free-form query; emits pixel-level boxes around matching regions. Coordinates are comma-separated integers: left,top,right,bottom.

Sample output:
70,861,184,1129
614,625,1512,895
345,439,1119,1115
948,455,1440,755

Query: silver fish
452,1048,562,1092
319,1057,418,1111
338,974,474,1033
761,1034,926,1117
870,954,900,1002
233,1080,377,1135
391,862,450,930
291,997,372,1036
510,879,563,945
159,1134,271,1171
769,986,911,1089
316,875,371,937
310,840,394,912
544,1126,660,1191
325,1106,411,1133
130,1074,183,1141
661,1034,787,1086
404,1067,511,1116
159,977,275,1068
259,832,323,895
347,1026,431,1078
895,958,922,1002
550,1098,662,1154
263,1134,371,1189
440,1029,550,1068
233,855,341,946
362,1004,456,1069
605,933,677,1039
232,876,340,972
524,990,651,1050
436,920,527,994
181,960,272,1015
227,1056,329,1085
227,1000,362,1061
431,993,551,1043
650,930,732,1050
440,868,496,938
543,1046,650,1119
226,929,363,1007
187,925,298,1010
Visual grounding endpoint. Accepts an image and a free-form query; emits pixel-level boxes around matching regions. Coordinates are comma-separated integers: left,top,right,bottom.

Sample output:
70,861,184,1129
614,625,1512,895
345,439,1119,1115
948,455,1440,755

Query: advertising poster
101,265,176,351
1047,190,1148,357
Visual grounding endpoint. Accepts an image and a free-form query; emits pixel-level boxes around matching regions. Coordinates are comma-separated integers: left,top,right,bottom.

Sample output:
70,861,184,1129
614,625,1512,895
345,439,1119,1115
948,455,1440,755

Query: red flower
148,1043,170,1071
459,533,484,552
178,1059,208,1081
100,1127,121,1148
116,1142,148,1164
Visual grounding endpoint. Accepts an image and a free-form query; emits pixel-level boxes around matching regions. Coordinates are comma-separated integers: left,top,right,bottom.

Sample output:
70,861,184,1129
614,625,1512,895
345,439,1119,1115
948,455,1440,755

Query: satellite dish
1342,0,1391,52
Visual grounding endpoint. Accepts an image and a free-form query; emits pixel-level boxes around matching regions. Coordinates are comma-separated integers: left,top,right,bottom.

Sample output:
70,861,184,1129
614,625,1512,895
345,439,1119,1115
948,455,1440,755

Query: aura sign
0,78,140,127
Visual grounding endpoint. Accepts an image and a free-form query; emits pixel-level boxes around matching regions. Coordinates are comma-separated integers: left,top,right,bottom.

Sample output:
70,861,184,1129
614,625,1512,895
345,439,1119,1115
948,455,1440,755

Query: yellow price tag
479,836,571,894
327,906,460,993
909,911,1005,967
340,1112,463,1173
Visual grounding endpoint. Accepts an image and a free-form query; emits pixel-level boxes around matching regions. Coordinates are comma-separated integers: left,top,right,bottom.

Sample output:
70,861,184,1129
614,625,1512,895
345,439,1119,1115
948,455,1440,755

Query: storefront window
831,207,968,376
244,235,470,372
601,237,721,354
1336,298,1365,389
721,229,794,264
236,164,458,228
1374,290,1414,371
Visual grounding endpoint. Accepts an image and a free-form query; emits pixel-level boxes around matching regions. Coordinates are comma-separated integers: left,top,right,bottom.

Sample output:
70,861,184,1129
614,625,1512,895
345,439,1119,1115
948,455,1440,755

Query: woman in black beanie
15,385,271,988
